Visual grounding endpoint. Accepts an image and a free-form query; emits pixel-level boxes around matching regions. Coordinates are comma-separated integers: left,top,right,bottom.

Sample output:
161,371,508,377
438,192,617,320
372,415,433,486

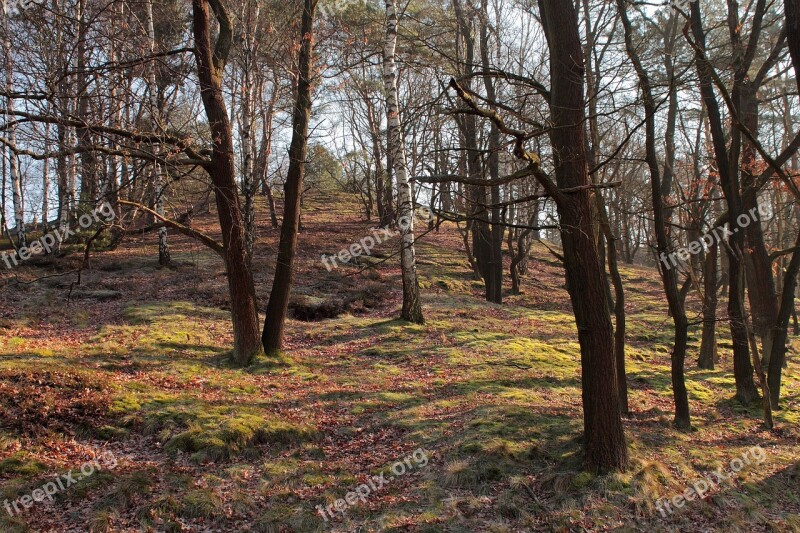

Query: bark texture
539,0,628,472
193,0,263,365
262,0,318,352
384,0,424,323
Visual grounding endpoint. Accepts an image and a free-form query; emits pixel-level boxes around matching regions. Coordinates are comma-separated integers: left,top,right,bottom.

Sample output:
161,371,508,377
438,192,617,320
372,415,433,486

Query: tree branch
118,200,224,257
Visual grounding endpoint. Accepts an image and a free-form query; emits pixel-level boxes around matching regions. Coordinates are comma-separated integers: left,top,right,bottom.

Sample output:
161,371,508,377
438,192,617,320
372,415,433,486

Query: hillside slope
0,193,798,532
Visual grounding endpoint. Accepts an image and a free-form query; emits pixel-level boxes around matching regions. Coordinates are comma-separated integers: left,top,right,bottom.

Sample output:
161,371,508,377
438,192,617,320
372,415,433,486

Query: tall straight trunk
768,0,800,405
56,75,69,248
384,0,424,323
479,0,503,304
453,0,493,300
582,0,627,414
3,18,26,249
538,0,628,472
365,95,391,228
105,0,124,219
42,143,50,231
699,241,719,369
618,3,690,429
372,133,386,227
257,74,279,229
76,0,97,209
262,0,318,353
240,0,260,260
145,0,170,266
689,2,759,404
193,0,262,365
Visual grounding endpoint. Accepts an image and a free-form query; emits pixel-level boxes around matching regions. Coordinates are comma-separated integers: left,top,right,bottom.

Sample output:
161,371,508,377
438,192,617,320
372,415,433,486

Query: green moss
163,411,317,462
0,452,47,477
180,489,222,519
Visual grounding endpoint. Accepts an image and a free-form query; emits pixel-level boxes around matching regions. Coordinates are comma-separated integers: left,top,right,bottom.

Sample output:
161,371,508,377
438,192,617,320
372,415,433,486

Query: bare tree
193,0,263,365
262,0,319,353
384,0,424,323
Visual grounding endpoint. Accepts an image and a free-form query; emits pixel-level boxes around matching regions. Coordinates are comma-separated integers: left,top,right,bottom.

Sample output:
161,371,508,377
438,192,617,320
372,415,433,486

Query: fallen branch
118,200,224,258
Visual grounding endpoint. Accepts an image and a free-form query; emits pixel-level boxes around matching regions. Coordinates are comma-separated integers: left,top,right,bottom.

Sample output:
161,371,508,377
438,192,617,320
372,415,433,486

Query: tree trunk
480,0,504,304
770,0,800,406
768,221,800,407
257,75,279,229
239,0,261,261
145,0,170,266
539,0,628,472
262,0,318,353
619,3,690,429
3,18,26,249
699,241,719,369
453,0,494,302
689,2,759,404
76,0,98,209
193,0,262,366
384,0,424,323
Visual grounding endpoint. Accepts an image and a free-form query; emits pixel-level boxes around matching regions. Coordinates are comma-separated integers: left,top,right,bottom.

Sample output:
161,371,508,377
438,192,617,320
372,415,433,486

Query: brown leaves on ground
0,370,111,437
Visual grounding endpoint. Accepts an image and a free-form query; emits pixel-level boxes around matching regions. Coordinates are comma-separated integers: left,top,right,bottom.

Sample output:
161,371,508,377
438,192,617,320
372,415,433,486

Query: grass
0,193,798,531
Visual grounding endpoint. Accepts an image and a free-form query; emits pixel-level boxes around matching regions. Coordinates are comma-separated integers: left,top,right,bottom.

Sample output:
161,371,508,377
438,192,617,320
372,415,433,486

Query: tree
384,0,424,324
193,0,263,365
617,3,690,429
262,0,318,354
537,0,628,471
3,11,25,249
449,0,629,472
688,0,762,405
145,0,170,266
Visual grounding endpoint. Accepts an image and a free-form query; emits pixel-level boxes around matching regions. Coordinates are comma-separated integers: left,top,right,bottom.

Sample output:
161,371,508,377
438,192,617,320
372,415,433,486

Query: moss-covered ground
0,193,797,532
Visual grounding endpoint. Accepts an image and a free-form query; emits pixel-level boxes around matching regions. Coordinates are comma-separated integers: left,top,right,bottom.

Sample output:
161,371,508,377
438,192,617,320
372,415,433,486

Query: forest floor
0,192,798,532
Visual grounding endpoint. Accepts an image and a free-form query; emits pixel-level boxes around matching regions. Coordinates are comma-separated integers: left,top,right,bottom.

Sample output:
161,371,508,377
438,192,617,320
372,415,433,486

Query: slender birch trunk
145,0,170,266
383,0,423,324
3,17,26,249
239,0,260,260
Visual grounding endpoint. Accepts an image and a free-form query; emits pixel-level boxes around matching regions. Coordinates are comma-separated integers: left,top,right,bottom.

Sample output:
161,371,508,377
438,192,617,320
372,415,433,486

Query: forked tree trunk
538,0,628,472
384,0,424,323
262,0,317,353
193,0,262,365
